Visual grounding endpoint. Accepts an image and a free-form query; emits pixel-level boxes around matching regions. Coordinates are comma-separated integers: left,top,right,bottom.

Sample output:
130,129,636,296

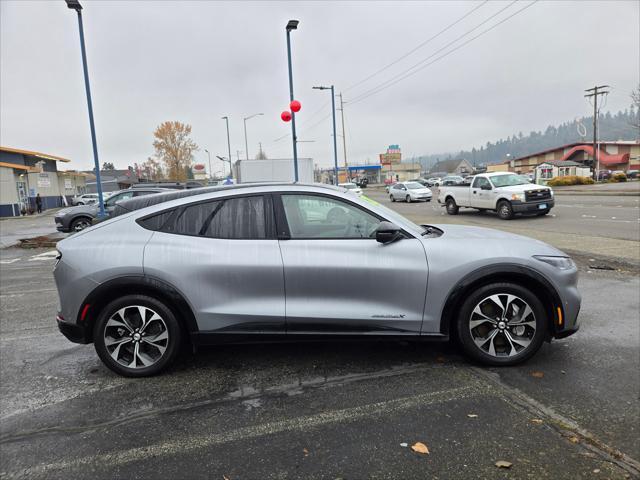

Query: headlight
511,193,524,201
548,189,554,197
533,255,575,270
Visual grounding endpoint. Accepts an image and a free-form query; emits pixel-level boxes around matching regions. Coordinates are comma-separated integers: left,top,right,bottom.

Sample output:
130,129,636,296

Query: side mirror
481,184,492,190
376,221,403,244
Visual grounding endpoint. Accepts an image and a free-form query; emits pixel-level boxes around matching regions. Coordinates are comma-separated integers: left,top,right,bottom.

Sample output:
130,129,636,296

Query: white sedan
389,181,433,203
339,182,363,196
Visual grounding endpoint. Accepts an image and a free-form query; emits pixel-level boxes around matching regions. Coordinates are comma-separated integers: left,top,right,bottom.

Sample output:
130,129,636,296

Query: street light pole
286,20,299,181
313,85,338,185
243,113,263,160
65,0,106,218
204,149,212,181
221,116,232,179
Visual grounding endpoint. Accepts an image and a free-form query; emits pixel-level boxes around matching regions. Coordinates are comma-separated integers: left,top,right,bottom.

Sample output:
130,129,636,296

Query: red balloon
290,100,301,112
281,110,292,122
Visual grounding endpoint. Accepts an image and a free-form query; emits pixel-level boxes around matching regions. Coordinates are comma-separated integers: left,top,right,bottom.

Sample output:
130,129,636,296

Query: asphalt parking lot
0,246,638,479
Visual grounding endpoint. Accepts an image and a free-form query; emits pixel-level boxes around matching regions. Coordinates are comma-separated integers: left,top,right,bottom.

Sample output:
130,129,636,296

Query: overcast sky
1,0,638,173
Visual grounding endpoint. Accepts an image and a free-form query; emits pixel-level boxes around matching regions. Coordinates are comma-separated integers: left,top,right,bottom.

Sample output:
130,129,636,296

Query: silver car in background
54,183,580,377
389,181,433,203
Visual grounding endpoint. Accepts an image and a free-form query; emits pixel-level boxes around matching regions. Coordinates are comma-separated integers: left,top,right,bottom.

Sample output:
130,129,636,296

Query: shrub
608,173,628,183
547,175,594,187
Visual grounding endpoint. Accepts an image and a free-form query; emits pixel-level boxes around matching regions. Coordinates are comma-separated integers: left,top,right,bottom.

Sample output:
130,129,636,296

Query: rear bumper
511,198,554,213
57,314,92,344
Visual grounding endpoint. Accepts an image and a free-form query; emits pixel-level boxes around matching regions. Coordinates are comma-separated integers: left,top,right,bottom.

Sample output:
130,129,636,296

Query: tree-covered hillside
413,107,639,171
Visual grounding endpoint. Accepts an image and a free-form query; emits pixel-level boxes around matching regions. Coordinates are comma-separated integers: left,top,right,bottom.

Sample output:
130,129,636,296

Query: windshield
406,182,424,190
490,174,530,187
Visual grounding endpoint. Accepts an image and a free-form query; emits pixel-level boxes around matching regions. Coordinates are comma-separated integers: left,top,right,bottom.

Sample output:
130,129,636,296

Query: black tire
456,282,547,366
390,195,396,202
94,294,183,377
70,216,92,232
445,198,459,215
497,200,514,220
406,195,411,203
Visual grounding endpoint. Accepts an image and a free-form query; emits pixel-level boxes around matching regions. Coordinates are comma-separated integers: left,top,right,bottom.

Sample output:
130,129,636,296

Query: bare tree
152,121,198,181
141,157,164,181
631,83,640,133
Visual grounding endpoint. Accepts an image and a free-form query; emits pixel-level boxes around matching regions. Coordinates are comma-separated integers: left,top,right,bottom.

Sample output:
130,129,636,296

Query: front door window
281,194,380,239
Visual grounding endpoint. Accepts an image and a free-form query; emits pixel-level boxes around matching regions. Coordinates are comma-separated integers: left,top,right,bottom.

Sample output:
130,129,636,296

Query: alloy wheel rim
74,220,90,231
500,205,510,216
104,305,169,368
468,293,536,357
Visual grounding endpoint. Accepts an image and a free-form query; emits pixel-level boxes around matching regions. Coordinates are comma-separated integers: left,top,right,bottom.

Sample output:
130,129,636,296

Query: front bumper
511,198,554,213
57,314,92,344
54,217,70,232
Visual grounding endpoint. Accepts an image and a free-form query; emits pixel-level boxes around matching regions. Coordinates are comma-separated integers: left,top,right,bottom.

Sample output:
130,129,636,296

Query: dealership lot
0,243,638,478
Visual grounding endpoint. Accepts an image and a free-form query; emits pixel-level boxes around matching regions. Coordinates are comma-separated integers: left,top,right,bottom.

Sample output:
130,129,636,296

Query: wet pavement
0,248,638,479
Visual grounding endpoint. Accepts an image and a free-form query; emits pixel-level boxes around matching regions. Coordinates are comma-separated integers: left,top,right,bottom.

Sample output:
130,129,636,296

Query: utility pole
313,85,339,185
338,92,348,180
585,85,610,181
285,20,300,181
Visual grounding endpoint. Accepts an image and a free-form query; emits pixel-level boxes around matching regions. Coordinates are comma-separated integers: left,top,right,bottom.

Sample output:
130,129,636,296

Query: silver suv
54,183,581,376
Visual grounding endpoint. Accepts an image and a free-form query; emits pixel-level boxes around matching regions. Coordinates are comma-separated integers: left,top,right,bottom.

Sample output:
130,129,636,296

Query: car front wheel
406,195,411,203
497,201,514,220
456,282,547,366
390,195,395,202
94,295,182,377
70,217,92,232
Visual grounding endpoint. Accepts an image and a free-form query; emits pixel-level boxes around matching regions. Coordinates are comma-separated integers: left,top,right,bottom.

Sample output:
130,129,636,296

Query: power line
344,0,489,93
349,0,536,106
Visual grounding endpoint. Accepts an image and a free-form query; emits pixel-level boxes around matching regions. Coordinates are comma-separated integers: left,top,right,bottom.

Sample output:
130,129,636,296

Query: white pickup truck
437,172,554,220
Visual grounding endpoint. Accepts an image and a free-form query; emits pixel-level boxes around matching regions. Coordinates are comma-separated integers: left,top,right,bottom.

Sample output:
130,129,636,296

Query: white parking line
28,250,58,262
0,258,20,264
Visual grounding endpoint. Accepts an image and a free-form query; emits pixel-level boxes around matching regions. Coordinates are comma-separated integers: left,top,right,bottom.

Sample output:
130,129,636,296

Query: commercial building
509,141,640,174
84,167,141,193
429,159,474,176
0,146,87,217
535,160,591,185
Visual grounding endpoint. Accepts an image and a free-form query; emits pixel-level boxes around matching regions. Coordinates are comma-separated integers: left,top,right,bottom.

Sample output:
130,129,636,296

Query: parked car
54,188,169,232
409,178,429,187
441,175,464,186
425,177,442,187
53,182,581,376
389,181,433,203
626,170,639,179
597,170,612,181
438,172,554,220
338,182,363,196
71,193,99,206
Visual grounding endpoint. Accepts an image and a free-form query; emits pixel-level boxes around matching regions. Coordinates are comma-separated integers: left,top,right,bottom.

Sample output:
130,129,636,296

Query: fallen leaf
400,443,408,448
593,469,600,473
467,414,478,418
495,460,513,469
303,448,309,456
530,419,544,425
223,476,230,480
531,371,545,378
411,442,430,454
569,436,579,444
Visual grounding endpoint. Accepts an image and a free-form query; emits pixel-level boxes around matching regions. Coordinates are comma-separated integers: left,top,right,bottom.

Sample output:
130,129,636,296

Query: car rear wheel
497,201,514,220
445,198,459,215
70,217,92,232
456,282,547,366
94,295,182,377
